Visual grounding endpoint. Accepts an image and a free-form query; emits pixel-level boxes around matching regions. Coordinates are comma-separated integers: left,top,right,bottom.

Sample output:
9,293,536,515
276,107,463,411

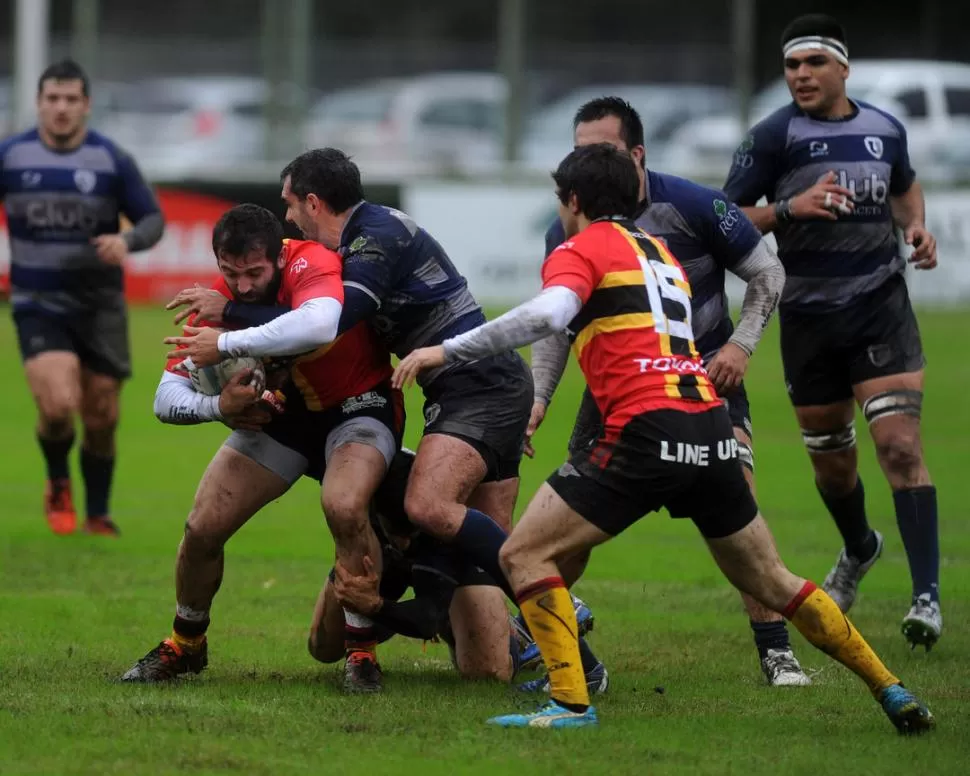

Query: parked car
666,60,970,182
520,83,734,173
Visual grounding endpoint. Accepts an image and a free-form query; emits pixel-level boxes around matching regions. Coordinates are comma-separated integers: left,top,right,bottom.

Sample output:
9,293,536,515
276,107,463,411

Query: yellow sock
785,582,898,696
170,631,205,652
518,577,589,708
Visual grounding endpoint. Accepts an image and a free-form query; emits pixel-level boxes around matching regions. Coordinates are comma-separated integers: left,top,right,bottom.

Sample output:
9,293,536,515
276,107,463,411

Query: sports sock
517,576,589,711
578,636,601,674
80,448,115,518
750,619,791,661
817,477,877,561
893,486,940,603
344,609,377,656
172,604,209,651
784,581,898,696
454,508,515,600
39,432,74,482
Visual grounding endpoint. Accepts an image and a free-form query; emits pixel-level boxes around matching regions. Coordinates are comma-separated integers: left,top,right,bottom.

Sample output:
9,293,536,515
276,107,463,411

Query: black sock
454,508,516,601
39,432,74,481
553,699,590,714
893,486,940,602
817,477,877,561
173,614,210,640
751,619,791,661
578,636,601,674
80,448,115,518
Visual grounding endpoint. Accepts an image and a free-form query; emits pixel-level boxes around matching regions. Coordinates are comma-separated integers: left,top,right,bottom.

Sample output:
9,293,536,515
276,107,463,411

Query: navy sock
817,477,877,561
39,433,74,481
80,448,115,518
454,508,515,600
578,636,601,674
751,619,791,661
893,486,940,602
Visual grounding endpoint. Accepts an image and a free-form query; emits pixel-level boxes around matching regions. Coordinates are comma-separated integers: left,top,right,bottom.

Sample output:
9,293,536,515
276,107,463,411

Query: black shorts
780,275,925,407
422,351,532,481
13,305,131,380
225,380,405,483
549,407,758,540
568,382,753,455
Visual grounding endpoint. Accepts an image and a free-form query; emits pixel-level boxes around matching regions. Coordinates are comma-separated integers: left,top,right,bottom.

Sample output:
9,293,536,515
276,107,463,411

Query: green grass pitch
0,304,968,775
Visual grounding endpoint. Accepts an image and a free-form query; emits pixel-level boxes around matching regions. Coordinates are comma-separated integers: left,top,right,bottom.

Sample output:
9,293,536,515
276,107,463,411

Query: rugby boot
879,683,935,735
83,516,121,537
488,700,598,729
516,593,594,671
822,530,883,612
44,478,76,535
901,594,942,651
121,638,208,682
343,650,383,693
518,662,609,695
761,648,812,687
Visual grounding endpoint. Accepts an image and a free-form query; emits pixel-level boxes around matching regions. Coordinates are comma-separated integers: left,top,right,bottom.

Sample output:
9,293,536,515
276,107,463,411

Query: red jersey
167,238,392,411
542,219,720,430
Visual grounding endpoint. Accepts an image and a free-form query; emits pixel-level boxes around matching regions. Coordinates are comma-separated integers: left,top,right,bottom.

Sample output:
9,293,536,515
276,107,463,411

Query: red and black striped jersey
542,218,721,431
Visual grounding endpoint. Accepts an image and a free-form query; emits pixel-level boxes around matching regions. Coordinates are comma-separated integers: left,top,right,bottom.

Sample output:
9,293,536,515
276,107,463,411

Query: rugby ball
188,357,266,396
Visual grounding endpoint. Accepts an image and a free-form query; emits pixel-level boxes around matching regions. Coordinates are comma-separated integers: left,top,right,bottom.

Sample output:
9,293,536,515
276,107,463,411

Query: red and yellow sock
517,576,589,709
784,581,899,696
170,631,205,652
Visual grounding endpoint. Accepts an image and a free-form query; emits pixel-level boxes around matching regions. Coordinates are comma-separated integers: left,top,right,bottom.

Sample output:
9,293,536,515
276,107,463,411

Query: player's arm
336,234,394,335
694,189,785,358
530,220,573,408
887,122,937,270
115,148,165,252
392,246,593,386
219,253,344,358
152,370,223,425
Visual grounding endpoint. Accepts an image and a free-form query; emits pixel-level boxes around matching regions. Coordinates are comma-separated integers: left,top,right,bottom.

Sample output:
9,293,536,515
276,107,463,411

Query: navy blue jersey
0,128,160,313
545,169,762,361
723,100,915,311
339,201,484,370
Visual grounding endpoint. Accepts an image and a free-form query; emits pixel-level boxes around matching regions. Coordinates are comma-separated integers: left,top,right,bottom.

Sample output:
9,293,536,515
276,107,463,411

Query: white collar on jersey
783,35,848,66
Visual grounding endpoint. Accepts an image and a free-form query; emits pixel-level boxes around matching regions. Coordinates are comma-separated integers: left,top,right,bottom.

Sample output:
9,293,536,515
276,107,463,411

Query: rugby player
273,148,534,675
394,144,934,733
1,59,164,536
723,14,942,649
122,205,403,692
526,97,809,686
310,447,607,692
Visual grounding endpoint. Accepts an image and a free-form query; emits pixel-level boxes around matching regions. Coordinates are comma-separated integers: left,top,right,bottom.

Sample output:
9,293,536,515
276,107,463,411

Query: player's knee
37,390,78,431
322,490,370,536
182,514,229,558
875,434,924,483
403,487,450,534
307,634,342,664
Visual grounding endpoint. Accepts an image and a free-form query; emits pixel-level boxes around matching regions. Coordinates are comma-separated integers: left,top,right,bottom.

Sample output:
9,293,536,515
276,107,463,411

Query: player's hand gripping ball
188,357,267,396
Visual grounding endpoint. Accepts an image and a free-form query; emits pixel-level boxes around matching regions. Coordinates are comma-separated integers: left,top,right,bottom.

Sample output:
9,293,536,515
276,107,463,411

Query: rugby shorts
13,304,131,380
549,406,759,540
225,380,405,484
780,274,926,407
421,351,533,481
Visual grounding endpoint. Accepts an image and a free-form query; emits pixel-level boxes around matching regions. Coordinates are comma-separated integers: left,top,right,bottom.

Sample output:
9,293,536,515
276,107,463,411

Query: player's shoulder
82,130,137,167
282,238,341,272
0,128,41,163
649,170,729,217
745,103,800,148
348,201,419,246
853,100,907,138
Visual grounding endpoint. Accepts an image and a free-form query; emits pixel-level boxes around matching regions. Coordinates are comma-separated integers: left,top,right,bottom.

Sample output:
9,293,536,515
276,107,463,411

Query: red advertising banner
0,188,238,303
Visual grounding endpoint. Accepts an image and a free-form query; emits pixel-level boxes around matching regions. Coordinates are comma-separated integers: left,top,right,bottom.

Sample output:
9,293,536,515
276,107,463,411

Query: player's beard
235,268,283,305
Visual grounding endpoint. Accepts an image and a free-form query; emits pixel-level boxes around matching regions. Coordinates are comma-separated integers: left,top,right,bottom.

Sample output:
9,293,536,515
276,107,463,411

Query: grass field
0,304,968,776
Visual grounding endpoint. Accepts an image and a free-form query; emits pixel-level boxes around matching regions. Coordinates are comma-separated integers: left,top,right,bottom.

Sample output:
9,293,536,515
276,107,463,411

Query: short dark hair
280,148,364,214
573,96,645,154
552,143,640,222
781,14,847,49
38,59,89,97
212,204,283,263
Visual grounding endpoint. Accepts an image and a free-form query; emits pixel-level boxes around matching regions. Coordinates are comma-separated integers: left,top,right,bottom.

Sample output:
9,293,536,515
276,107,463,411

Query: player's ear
631,145,646,168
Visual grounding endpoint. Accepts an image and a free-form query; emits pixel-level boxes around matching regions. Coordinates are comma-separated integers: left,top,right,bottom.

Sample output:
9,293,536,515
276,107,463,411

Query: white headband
783,35,848,65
